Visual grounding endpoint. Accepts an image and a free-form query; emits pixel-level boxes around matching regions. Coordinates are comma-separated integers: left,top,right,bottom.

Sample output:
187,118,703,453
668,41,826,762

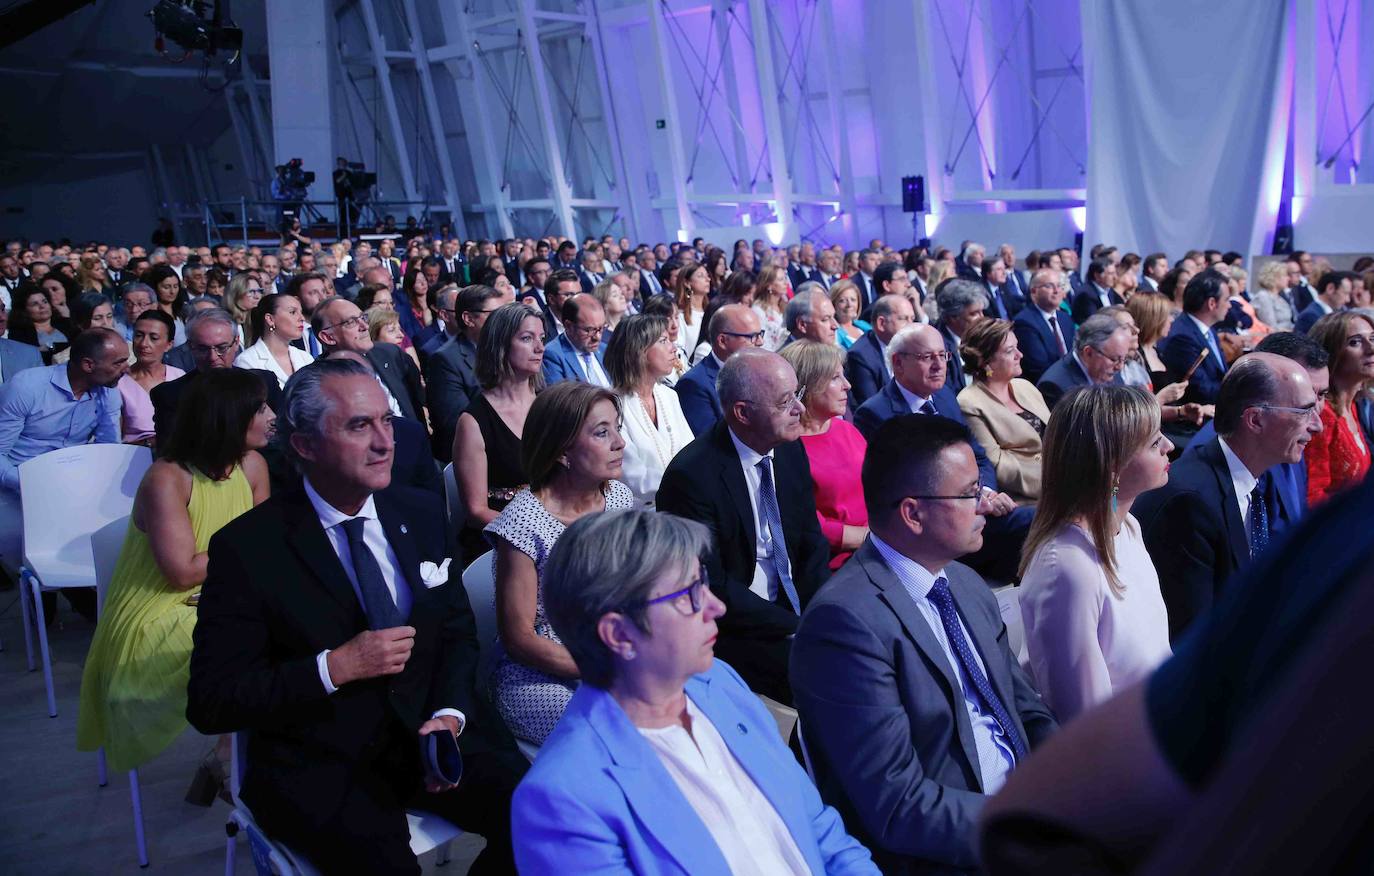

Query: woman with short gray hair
512,509,879,875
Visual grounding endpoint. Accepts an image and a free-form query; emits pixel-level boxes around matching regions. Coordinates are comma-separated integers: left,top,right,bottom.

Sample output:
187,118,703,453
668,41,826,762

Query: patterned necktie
927,577,1027,760
580,352,606,387
340,518,406,629
1048,315,1066,355
755,457,802,615
1249,478,1270,558
920,399,938,416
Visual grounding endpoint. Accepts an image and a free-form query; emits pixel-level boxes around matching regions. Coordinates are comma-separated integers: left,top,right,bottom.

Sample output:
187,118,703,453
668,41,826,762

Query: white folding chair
461,550,540,762
441,463,464,529
224,733,459,875
993,583,1029,671
90,515,149,868
18,444,152,717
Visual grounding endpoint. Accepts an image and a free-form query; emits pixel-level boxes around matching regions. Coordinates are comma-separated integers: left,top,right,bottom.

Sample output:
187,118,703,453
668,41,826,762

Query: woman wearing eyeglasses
484,381,634,745
605,313,695,509
1018,385,1173,721
512,509,879,875
1305,311,1374,505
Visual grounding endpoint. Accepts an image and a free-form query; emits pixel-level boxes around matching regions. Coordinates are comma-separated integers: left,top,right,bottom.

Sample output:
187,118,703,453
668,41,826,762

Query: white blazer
234,338,315,389
618,384,694,508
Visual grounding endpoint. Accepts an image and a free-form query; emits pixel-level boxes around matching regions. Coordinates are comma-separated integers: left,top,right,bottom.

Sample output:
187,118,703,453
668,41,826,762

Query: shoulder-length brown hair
521,381,622,491
160,368,268,480
1018,384,1159,597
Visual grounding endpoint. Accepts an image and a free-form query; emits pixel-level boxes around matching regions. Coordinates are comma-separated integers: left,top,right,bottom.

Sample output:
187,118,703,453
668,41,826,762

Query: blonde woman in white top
233,292,314,389
1018,384,1173,721
605,312,694,508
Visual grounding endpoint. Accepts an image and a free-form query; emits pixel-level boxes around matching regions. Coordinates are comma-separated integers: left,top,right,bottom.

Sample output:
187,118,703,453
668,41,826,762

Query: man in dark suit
854,324,1032,581
1134,354,1321,641
1011,268,1075,384
980,256,1024,321
500,239,523,288
1059,246,1085,296
850,248,881,312
787,241,820,290
1070,258,1124,324
636,252,665,299
522,269,580,343
187,357,526,874
934,278,987,392
846,294,916,408
657,348,830,705
956,242,985,281
426,285,502,462
1294,270,1354,335
437,240,465,284
541,294,609,386
792,414,1057,873
151,309,283,448
1035,312,1130,410
674,304,763,436
1160,269,1231,406
312,298,426,429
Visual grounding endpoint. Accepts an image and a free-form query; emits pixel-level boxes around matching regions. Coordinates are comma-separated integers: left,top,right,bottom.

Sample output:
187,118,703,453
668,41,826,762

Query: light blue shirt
869,532,1017,792
0,364,122,491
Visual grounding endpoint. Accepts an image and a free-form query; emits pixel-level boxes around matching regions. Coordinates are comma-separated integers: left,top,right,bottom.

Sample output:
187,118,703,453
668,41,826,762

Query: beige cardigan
957,378,1051,504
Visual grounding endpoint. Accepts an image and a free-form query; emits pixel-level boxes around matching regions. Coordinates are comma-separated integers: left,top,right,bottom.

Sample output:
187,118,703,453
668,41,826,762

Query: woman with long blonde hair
752,264,790,350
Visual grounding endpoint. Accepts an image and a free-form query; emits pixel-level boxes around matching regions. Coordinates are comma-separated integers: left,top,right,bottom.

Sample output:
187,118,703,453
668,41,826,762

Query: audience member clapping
1305,311,1374,504
118,310,183,445
484,381,633,744
1018,385,1173,720
605,313,694,508
77,368,271,792
780,339,869,569
512,509,880,875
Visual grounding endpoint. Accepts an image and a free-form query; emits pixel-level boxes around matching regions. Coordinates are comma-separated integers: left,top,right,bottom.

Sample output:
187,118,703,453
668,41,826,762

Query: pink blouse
799,418,868,570
117,366,185,444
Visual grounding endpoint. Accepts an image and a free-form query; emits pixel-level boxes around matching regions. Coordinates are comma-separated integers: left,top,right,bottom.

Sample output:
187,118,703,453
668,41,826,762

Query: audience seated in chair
845,293,917,408
1160,269,1231,408
425,283,502,462
187,356,527,875
1018,385,1173,721
675,303,763,436
484,381,634,744
78,369,271,799
791,413,1057,874
606,313,694,508
513,510,880,875
1035,311,1131,411
541,292,610,387
1304,311,1374,505
117,310,183,446
656,348,831,705
312,297,427,428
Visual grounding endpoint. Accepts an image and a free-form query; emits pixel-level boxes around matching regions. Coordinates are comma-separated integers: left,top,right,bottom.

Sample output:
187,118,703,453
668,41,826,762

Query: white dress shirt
727,428,789,601
894,379,935,414
639,696,810,875
578,350,611,388
305,479,465,729
618,385,694,507
869,533,1017,792
234,338,315,389
1217,436,1259,541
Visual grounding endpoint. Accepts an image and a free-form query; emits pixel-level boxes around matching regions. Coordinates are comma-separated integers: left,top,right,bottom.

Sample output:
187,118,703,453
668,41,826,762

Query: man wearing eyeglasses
1036,312,1130,411
1134,353,1321,641
542,293,610,387
426,285,504,462
791,414,1056,873
676,304,765,435
312,298,427,430
658,348,831,705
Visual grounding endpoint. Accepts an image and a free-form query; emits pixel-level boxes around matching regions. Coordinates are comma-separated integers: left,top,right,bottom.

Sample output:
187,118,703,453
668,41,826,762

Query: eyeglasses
189,341,239,358
632,566,710,616
749,386,806,412
894,350,951,364
464,307,503,317
1087,346,1127,367
889,485,983,507
574,324,606,336
244,287,264,297
721,329,766,343
322,314,368,333
1254,402,1322,421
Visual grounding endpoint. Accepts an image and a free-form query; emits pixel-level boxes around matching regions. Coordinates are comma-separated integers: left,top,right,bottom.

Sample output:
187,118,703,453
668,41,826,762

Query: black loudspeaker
902,176,926,213
1272,224,1294,254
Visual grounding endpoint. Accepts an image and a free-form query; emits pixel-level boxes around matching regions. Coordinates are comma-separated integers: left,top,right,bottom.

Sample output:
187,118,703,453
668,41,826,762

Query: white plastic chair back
91,516,129,618
19,444,151,589
993,584,1029,670
461,549,498,694
442,463,464,528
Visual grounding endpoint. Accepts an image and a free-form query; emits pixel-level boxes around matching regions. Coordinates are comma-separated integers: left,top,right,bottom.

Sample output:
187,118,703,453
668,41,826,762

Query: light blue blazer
541,333,608,385
512,659,878,875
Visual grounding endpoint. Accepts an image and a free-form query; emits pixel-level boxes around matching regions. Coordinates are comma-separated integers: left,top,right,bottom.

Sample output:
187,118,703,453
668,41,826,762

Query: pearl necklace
631,387,676,469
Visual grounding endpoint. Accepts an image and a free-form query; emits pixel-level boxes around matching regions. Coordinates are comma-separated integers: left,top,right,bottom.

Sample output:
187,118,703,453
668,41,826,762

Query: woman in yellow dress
77,368,274,793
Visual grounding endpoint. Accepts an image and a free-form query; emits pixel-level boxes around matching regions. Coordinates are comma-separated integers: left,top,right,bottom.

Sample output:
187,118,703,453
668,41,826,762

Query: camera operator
333,157,357,237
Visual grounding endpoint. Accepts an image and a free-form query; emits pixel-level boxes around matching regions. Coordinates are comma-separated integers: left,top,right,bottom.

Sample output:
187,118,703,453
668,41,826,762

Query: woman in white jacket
234,293,314,389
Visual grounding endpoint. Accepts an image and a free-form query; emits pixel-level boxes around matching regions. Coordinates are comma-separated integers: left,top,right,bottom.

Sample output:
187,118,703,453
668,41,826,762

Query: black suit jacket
424,336,479,462
1011,306,1074,385
187,487,514,831
368,342,426,428
845,330,890,407
520,288,560,344
656,421,831,641
1133,438,1300,641
1070,284,1123,324
151,367,284,449
1159,313,1227,405
937,323,967,392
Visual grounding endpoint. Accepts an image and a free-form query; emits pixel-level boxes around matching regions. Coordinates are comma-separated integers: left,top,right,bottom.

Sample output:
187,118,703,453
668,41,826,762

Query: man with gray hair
1134,352,1321,640
1036,311,1130,410
188,356,526,875
935,278,987,390
657,347,831,704
784,282,838,347
957,242,986,281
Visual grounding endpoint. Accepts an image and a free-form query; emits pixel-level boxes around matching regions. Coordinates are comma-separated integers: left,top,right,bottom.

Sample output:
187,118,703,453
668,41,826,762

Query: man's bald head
710,303,764,359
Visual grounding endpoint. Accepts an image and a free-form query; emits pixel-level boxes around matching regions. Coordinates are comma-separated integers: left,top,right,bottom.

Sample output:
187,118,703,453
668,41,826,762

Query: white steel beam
745,0,794,225
357,0,420,202
239,59,275,183
587,2,643,239
515,0,577,238
647,0,694,235
399,0,467,238
816,0,857,243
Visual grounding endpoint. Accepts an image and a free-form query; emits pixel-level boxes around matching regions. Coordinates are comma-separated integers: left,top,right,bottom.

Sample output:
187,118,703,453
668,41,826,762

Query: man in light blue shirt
0,328,128,580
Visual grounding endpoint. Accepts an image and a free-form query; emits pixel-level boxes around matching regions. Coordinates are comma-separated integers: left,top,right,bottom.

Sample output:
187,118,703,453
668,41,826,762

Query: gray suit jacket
791,539,1056,875
0,338,43,382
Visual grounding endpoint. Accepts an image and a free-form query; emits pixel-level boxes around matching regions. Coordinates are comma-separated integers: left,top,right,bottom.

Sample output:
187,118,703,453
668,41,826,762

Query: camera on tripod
281,158,315,200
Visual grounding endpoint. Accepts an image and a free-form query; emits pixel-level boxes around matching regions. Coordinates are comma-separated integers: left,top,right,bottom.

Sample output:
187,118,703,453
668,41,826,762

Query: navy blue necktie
341,518,406,629
1250,476,1270,558
927,577,1027,760
920,399,938,416
755,457,802,615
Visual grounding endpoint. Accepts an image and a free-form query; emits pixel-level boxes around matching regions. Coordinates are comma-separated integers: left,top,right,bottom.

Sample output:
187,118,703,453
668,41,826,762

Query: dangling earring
1110,476,1119,515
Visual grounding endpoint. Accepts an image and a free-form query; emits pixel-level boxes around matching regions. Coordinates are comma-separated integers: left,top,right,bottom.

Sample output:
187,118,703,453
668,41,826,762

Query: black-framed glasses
629,565,710,616
890,486,983,507
894,350,951,364
322,313,368,333
721,329,766,343
189,341,239,358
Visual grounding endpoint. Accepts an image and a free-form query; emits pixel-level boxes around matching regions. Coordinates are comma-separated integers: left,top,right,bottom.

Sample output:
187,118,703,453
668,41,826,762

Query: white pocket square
420,558,453,589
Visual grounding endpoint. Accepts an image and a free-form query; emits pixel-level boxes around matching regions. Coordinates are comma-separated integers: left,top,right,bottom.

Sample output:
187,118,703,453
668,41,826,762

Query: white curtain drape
1081,0,1291,258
